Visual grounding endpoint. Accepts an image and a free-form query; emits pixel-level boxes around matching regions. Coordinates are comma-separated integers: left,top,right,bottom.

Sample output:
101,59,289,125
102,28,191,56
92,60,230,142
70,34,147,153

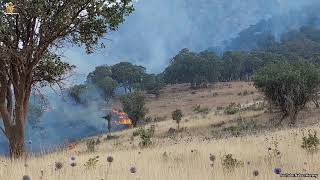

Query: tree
120,91,148,127
94,76,118,103
111,62,146,93
0,0,134,158
253,60,320,125
141,74,164,97
86,65,112,84
69,84,88,104
172,109,183,130
163,48,221,88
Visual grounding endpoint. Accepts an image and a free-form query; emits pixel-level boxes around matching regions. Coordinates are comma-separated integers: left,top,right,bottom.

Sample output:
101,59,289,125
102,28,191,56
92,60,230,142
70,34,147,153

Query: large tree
86,65,118,102
111,62,146,93
253,60,320,125
0,0,134,158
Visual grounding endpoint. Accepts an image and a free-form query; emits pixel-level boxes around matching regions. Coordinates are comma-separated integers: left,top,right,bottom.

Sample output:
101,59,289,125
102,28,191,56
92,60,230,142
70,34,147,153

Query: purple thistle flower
130,166,137,174
274,168,282,175
70,156,76,161
22,175,30,180
107,156,114,163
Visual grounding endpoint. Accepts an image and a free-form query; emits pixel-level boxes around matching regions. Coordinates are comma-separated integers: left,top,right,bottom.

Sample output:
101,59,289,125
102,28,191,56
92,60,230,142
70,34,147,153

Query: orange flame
112,108,133,126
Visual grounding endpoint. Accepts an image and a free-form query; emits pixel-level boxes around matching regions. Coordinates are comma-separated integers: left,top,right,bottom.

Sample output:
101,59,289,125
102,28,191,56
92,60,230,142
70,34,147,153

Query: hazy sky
64,0,318,81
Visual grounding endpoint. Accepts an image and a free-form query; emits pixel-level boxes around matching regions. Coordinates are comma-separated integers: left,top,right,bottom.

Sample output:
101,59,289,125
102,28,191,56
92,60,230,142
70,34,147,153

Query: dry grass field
1,82,320,180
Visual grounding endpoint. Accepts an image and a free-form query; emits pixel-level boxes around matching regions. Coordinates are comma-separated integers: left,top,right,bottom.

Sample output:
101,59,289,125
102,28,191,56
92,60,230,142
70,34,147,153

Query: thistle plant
84,156,100,169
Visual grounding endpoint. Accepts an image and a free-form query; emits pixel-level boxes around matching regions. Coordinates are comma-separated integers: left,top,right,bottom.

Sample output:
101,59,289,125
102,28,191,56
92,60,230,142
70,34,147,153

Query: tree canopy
0,0,134,158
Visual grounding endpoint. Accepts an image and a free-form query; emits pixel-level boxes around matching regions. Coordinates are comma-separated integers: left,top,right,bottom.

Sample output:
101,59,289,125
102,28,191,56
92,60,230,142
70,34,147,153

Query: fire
112,108,133,126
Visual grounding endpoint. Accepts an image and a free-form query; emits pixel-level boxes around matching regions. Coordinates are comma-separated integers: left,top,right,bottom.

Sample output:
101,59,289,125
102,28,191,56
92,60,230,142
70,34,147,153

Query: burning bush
120,91,148,127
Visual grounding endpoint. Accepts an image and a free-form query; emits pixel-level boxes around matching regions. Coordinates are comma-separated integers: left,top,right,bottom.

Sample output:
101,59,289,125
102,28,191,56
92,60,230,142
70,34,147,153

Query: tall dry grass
1,125,319,180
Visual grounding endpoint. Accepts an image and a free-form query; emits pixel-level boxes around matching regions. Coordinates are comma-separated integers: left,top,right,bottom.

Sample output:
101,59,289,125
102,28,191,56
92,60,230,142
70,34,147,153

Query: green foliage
95,77,118,101
69,84,88,104
224,103,241,115
223,117,257,136
301,131,320,153
222,154,244,171
86,65,118,102
87,65,112,84
163,48,220,88
253,60,320,124
120,91,148,127
135,126,155,147
111,62,146,92
84,156,100,169
172,109,183,130
34,53,75,87
141,74,165,97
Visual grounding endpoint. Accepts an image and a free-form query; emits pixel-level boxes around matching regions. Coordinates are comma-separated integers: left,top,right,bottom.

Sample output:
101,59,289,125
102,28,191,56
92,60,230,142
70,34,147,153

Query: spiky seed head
70,162,77,167
274,168,281,175
209,154,216,162
55,162,63,170
253,170,259,176
22,175,30,180
107,156,114,163
130,166,137,174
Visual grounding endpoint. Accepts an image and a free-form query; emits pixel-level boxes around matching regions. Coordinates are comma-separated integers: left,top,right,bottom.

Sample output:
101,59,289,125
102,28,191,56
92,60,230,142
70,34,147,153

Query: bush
172,109,183,130
135,126,155,147
193,105,210,115
253,60,320,124
301,131,320,153
120,91,148,127
224,103,241,115
84,156,99,169
222,154,243,171
86,139,96,152
223,117,257,136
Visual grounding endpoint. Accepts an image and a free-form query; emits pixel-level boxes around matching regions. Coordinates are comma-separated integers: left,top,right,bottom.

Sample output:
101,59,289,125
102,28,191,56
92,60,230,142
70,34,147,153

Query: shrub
222,154,243,171
86,139,96,152
238,90,250,96
84,156,99,169
224,103,241,115
137,126,155,147
193,105,210,115
253,60,320,125
223,118,257,136
172,109,183,130
120,91,148,127
301,131,320,153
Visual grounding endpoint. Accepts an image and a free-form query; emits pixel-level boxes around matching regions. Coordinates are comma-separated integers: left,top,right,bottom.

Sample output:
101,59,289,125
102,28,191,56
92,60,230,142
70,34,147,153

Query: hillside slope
1,82,320,180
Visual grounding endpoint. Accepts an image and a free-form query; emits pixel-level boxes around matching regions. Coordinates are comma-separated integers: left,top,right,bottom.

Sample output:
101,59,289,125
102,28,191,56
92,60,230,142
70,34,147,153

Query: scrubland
1,82,320,180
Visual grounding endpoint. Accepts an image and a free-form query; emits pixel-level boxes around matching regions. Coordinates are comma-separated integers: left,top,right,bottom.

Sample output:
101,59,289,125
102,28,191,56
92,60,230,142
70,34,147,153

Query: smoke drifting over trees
66,0,320,74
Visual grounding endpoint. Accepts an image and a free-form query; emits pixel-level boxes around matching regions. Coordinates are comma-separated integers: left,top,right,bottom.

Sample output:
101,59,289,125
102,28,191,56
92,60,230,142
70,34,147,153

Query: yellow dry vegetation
1,82,320,180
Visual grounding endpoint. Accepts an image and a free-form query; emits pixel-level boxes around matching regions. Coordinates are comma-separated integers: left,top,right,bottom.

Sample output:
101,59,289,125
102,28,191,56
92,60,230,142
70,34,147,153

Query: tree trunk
9,128,25,159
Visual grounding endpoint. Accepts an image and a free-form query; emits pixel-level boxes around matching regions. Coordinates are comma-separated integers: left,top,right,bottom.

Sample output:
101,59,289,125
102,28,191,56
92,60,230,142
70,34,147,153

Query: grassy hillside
1,82,320,180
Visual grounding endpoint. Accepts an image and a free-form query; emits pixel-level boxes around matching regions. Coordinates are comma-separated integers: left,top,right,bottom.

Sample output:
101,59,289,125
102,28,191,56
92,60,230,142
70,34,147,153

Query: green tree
0,0,134,158
111,62,146,93
253,60,320,124
141,74,164,97
69,84,88,104
172,109,183,130
120,91,148,127
94,77,118,103
163,48,220,88
87,65,112,84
